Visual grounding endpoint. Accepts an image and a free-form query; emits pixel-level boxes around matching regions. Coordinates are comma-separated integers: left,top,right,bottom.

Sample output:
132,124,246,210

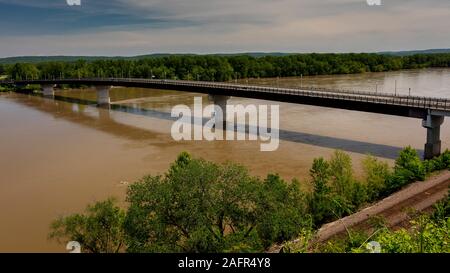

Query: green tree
308,157,334,227
255,174,309,248
124,153,263,253
49,198,126,253
363,156,391,201
395,146,426,181
329,151,367,215
9,63,39,80
123,152,312,253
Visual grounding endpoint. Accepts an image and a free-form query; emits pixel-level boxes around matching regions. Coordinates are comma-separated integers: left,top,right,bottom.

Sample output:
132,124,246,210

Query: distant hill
0,55,132,64
0,56,111,64
1,49,449,64
379,48,450,56
0,52,292,64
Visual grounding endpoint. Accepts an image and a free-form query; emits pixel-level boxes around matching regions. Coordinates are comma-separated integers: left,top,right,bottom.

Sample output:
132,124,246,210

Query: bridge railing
10,77,450,111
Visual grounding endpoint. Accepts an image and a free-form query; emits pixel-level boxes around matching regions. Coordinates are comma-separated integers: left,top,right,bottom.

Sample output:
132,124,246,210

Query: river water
1,68,450,252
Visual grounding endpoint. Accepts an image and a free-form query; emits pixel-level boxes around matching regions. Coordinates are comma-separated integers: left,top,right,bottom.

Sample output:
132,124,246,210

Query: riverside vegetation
284,192,450,253
2,53,450,82
49,147,450,253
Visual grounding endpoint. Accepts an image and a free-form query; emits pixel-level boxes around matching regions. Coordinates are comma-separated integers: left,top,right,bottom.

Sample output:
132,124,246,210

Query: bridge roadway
5,77,450,159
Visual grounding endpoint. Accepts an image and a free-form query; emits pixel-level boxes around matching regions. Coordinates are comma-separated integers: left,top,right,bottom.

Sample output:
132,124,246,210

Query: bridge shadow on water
40,95,419,160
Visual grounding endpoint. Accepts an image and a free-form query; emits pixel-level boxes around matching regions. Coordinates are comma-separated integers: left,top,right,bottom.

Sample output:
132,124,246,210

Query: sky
0,0,449,57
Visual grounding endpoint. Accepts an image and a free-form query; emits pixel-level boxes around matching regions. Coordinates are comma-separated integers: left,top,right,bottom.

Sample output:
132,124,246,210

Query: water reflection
21,93,411,159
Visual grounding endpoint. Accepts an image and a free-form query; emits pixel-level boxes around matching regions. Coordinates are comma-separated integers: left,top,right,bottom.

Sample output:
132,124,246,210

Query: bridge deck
5,78,450,117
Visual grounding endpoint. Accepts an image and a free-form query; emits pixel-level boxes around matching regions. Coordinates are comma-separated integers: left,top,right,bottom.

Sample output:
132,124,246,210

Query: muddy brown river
1,68,450,252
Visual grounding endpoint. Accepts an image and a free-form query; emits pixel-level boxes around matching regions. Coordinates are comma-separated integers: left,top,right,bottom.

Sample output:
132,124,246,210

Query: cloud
0,0,449,57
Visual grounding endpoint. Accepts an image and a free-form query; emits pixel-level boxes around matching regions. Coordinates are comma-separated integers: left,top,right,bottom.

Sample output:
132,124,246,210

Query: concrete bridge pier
422,113,445,159
42,84,55,97
98,108,111,121
209,94,230,127
96,86,111,106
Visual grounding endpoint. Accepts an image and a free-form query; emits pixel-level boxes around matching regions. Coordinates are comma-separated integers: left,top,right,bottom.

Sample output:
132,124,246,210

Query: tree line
2,53,450,82
49,147,450,253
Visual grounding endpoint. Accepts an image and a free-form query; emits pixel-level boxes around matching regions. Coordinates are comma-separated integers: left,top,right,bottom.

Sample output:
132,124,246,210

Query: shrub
431,189,450,223
363,156,391,201
440,150,450,168
49,198,126,253
317,212,450,253
395,146,425,181
376,215,450,253
384,168,414,195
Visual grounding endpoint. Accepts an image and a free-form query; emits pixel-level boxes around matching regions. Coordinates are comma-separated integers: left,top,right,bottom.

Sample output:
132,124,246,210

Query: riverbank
269,170,450,253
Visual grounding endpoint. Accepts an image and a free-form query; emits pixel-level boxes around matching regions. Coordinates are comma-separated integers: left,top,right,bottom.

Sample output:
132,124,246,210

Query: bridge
5,77,450,159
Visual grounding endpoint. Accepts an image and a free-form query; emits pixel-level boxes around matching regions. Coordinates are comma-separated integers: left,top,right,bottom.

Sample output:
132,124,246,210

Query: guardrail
7,77,450,112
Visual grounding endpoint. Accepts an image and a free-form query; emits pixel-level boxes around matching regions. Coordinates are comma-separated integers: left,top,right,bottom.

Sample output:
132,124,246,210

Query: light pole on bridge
394,80,397,96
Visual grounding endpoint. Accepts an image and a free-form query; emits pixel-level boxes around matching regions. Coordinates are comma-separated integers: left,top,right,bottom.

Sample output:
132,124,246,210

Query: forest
1,53,450,82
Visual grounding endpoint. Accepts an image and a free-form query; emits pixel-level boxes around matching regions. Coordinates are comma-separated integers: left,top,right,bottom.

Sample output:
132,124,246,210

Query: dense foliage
50,148,450,253
49,198,126,253
51,152,310,253
3,53,450,81
123,152,308,253
307,152,367,227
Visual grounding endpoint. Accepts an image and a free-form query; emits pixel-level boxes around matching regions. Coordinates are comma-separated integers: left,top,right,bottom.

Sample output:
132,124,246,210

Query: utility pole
409,88,411,96
394,80,397,96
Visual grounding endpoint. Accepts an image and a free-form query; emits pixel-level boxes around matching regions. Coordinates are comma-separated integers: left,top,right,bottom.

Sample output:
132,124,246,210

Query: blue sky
0,0,449,57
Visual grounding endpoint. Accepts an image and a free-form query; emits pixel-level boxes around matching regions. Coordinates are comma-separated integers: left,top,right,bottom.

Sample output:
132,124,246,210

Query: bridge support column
422,113,445,160
96,86,111,106
42,84,55,97
209,95,230,127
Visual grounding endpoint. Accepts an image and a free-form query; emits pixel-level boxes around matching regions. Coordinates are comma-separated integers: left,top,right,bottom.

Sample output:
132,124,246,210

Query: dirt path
269,170,450,252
